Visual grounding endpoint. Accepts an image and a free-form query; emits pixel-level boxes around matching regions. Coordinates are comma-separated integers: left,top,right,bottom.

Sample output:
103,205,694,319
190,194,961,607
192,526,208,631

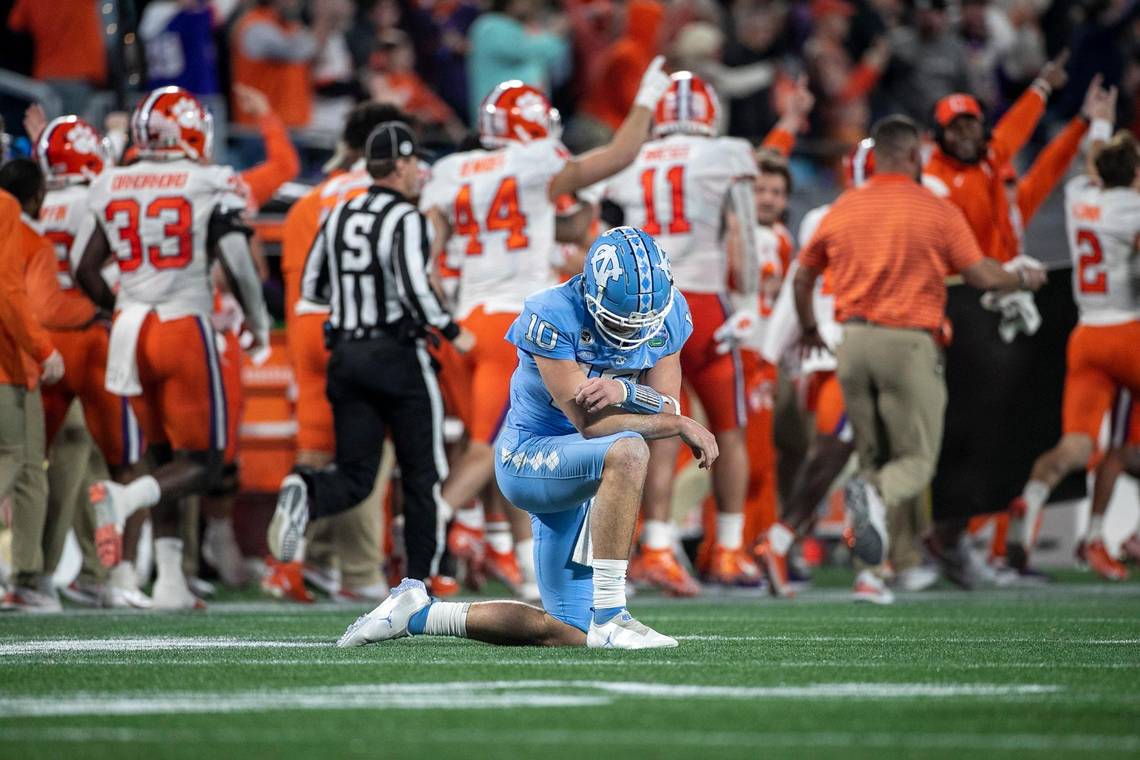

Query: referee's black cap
364,121,429,161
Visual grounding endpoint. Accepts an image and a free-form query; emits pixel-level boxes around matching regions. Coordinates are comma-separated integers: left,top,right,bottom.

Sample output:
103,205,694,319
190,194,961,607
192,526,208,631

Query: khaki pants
43,401,98,579
307,442,392,589
0,385,48,587
837,323,946,533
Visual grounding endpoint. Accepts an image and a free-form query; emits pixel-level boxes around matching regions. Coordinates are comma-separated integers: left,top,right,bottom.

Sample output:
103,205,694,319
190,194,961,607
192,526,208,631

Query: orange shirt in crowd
8,0,107,85
0,194,56,389
800,174,983,331
369,72,458,129
231,7,313,128
923,88,1046,263
240,113,302,209
579,0,663,131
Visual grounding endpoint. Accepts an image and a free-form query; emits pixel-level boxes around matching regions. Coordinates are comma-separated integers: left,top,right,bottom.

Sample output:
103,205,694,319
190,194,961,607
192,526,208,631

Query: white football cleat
844,476,889,566
852,570,895,605
337,577,431,648
268,474,310,562
102,562,152,609
586,610,678,649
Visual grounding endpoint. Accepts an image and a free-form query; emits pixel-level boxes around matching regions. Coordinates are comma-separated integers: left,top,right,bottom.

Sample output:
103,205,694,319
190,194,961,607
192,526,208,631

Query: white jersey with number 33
420,138,567,319
595,134,757,295
1064,175,1140,326
85,158,246,319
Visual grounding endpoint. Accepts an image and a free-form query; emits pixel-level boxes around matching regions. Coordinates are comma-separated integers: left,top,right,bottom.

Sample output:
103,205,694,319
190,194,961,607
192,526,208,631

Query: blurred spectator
310,0,360,133
878,0,970,123
573,0,664,150
231,0,330,127
368,30,466,142
724,0,791,140
404,0,482,124
671,21,775,130
958,0,1046,110
7,0,108,116
1056,0,1140,122
139,0,222,96
804,0,890,146
466,0,570,121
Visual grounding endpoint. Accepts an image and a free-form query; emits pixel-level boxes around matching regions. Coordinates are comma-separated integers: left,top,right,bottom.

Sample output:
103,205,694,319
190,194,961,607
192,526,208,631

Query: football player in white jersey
1011,115,1140,573
75,87,271,609
35,116,155,608
592,71,764,589
418,57,672,586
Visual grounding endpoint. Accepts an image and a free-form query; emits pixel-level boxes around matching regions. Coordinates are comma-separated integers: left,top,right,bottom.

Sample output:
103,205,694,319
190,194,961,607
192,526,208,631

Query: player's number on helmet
454,177,529,256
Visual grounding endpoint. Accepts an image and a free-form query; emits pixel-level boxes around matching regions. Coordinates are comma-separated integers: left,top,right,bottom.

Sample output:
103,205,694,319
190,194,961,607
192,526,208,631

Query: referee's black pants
300,334,447,581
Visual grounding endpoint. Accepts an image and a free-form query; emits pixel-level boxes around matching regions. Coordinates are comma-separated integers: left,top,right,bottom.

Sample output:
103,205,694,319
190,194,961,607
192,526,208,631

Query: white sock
424,601,470,637
642,519,673,551
768,522,795,555
154,537,184,583
591,558,627,611
485,521,512,554
716,513,745,550
125,475,161,514
109,560,137,589
1087,514,1105,542
1023,480,1049,513
515,538,536,584
455,506,484,531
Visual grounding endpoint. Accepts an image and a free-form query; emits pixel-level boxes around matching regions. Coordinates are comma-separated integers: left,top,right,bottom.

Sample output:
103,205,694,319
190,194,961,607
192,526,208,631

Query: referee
268,121,474,584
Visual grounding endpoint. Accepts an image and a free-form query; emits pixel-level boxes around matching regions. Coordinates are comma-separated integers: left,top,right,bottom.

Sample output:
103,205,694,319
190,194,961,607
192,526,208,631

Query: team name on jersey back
595,135,757,296
420,138,568,319
1064,175,1140,325
41,184,93,291
502,277,693,437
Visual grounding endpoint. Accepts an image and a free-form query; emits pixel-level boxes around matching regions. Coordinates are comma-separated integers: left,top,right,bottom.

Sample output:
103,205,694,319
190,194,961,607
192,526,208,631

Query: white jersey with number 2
420,138,568,319
1064,175,1140,326
594,134,757,295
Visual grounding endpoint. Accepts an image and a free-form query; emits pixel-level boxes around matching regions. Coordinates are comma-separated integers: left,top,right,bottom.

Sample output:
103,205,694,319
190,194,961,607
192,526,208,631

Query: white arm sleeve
217,232,270,340
728,178,760,299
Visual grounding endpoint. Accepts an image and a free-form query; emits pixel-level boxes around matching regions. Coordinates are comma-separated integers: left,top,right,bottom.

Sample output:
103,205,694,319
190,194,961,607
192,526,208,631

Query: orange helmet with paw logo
653,72,720,138
478,81,561,148
130,86,214,161
36,116,109,185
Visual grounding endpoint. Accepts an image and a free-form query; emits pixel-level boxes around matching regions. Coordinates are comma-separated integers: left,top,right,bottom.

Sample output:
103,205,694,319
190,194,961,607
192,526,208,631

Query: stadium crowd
0,0,1138,617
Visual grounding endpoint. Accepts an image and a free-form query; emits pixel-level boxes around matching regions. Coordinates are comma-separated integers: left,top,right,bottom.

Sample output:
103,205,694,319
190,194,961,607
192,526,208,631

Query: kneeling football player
338,226,718,649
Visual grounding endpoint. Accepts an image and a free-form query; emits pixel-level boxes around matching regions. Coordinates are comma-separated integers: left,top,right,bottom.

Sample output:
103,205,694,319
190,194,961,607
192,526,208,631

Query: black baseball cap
364,121,427,161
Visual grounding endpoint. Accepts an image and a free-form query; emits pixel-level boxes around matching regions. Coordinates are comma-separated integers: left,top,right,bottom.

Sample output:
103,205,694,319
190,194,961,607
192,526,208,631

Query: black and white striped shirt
300,186,459,340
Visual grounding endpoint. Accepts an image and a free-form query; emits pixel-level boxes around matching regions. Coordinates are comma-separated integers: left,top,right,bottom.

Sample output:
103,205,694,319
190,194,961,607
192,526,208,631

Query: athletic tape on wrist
616,378,665,414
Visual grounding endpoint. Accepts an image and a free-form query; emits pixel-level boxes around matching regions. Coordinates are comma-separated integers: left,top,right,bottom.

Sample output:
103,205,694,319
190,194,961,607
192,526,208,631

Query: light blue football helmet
582,225,676,351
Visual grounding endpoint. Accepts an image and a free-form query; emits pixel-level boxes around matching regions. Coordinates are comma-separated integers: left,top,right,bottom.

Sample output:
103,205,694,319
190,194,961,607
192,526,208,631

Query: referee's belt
327,321,429,347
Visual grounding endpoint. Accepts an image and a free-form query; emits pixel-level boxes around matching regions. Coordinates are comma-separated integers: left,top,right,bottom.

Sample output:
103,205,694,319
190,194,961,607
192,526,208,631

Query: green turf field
1,575,1138,759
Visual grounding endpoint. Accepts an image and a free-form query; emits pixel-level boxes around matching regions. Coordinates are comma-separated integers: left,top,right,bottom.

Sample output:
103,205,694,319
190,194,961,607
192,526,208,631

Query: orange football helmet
130,86,214,161
35,116,109,185
653,72,720,138
843,138,875,189
478,81,561,147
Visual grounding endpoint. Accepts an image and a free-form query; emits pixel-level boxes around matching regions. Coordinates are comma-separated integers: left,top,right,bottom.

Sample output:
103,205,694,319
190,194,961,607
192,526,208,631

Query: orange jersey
923,88,1046,263
800,174,983,331
24,221,96,330
0,192,55,386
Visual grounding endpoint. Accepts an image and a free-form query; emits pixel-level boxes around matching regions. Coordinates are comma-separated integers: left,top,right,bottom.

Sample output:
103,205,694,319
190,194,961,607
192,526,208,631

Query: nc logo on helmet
591,243,624,290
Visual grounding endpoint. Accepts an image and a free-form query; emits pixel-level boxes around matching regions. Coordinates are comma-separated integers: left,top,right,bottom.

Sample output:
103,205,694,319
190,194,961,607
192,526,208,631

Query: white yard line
0,680,1063,718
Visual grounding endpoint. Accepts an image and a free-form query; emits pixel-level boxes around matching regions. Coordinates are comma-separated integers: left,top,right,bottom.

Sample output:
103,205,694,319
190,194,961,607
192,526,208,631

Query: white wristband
1089,118,1113,144
663,394,681,415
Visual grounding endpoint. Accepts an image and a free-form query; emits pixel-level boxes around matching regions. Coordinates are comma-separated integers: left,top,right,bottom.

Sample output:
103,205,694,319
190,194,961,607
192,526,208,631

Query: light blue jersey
493,274,691,633
502,275,693,438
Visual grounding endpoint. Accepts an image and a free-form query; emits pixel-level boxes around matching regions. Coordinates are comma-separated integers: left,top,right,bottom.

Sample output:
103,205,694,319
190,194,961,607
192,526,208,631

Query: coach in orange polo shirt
793,116,1045,568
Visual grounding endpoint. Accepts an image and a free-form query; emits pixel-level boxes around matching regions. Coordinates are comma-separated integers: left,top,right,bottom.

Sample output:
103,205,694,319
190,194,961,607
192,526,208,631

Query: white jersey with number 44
85,158,246,319
1064,175,1140,326
594,134,757,295
420,138,568,319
